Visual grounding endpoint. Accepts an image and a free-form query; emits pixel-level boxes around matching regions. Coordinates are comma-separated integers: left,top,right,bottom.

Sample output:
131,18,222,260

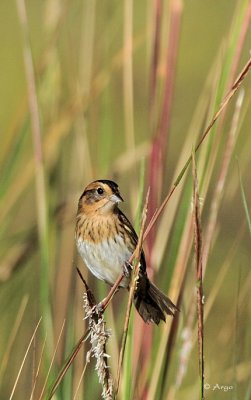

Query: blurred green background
0,0,251,399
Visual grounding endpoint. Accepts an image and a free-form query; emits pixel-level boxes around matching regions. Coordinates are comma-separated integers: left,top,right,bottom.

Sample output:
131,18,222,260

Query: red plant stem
228,1,251,88
149,0,162,117
157,0,182,153
218,1,251,131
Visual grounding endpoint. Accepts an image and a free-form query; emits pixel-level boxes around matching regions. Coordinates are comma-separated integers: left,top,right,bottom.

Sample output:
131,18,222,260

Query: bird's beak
109,193,123,203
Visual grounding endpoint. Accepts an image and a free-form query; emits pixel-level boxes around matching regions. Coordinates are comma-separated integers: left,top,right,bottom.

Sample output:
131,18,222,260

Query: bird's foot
123,261,132,277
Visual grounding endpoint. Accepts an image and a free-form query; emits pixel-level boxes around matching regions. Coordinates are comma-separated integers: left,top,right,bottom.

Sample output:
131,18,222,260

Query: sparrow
75,179,178,325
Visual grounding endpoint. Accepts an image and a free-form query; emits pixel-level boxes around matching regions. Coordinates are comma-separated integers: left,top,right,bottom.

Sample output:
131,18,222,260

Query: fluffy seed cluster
83,293,113,400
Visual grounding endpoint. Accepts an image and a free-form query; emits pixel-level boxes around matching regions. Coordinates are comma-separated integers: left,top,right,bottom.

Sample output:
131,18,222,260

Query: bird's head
78,179,123,216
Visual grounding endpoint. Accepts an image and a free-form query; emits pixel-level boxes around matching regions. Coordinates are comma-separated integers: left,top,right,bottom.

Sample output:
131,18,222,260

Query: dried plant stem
82,289,113,398
116,190,149,396
192,150,204,399
77,269,113,399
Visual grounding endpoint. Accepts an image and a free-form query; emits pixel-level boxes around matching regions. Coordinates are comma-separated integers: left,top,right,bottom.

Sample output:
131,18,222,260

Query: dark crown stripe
94,179,118,191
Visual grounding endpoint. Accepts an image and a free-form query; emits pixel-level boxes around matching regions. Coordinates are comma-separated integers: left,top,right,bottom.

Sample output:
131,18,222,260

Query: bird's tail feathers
134,281,178,325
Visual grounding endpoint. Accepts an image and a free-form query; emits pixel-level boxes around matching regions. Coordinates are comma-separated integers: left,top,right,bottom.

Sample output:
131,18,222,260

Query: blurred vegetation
0,0,251,399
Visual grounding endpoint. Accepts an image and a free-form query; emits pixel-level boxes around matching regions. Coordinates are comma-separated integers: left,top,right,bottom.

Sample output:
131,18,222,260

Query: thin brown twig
192,150,204,399
115,189,150,397
77,267,97,307
99,274,125,311
144,55,251,240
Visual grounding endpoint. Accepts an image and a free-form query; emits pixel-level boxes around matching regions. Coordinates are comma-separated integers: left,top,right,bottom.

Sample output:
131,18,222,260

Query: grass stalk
122,162,145,399
29,335,47,400
146,52,251,400
39,319,65,400
116,190,149,397
203,88,244,265
238,163,251,238
144,55,251,241
9,318,42,400
170,88,244,397
192,150,204,399
16,0,53,357
0,295,29,383
48,329,90,400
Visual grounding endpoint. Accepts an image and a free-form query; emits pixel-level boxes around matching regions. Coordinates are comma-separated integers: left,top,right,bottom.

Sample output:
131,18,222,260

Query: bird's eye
97,187,104,195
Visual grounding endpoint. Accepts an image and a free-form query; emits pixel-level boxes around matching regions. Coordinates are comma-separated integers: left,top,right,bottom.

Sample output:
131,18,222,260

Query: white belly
77,235,132,287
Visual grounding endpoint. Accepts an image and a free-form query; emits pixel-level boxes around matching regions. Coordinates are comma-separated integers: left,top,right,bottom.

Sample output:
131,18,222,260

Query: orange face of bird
78,180,124,216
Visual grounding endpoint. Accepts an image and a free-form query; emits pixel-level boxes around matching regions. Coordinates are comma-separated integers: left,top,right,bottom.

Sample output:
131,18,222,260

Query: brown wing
117,208,147,273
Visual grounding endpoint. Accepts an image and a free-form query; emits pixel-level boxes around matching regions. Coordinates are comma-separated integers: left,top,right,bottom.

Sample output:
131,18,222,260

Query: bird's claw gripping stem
123,261,132,277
